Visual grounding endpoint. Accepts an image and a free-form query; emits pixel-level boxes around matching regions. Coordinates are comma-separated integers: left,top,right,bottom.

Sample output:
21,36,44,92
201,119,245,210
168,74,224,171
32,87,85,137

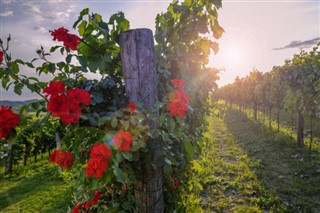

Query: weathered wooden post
119,29,163,212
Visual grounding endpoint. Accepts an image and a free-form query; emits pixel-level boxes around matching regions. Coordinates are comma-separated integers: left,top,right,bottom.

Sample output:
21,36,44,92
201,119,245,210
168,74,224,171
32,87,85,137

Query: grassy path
0,160,74,213
223,109,320,212
198,111,282,212
198,109,320,212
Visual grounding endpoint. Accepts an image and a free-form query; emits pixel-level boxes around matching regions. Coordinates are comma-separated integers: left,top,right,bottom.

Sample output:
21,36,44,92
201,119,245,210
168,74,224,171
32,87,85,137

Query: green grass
223,108,320,212
194,108,320,212
0,159,74,213
194,111,284,212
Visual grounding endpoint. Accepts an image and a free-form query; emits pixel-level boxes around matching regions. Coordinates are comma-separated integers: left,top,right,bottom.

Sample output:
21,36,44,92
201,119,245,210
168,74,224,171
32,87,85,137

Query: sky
0,0,319,101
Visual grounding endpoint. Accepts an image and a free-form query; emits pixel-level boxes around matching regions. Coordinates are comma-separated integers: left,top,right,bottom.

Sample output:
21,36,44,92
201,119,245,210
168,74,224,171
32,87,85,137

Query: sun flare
224,48,241,64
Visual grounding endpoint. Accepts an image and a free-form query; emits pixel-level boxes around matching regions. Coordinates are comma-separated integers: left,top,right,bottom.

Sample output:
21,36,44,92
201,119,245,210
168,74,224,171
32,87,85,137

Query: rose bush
0,14,193,212
0,0,222,210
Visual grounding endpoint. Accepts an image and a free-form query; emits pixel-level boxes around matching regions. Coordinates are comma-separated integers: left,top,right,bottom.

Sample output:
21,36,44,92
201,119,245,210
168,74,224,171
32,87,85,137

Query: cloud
26,4,55,21
33,26,48,34
54,5,76,23
21,2,77,24
273,37,320,50
2,0,13,5
0,10,13,17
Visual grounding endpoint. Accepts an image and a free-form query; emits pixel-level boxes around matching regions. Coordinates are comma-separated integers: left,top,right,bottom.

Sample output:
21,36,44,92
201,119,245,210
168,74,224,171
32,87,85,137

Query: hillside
0,99,39,110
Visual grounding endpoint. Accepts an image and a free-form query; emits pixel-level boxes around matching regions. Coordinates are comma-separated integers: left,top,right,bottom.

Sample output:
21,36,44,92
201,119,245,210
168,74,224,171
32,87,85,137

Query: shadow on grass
223,108,320,213
0,160,74,212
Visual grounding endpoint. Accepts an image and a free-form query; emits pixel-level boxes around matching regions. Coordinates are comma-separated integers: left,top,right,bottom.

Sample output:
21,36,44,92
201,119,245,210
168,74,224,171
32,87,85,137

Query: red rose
173,177,180,187
94,191,101,199
90,191,101,205
170,177,180,190
0,106,20,139
49,149,74,169
49,149,58,163
44,81,91,124
50,27,69,41
85,143,112,178
86,159,109,178
112,132,133,152
58,101,82,124
91,198,99,205
47,94,69,117
0,51,4,64
43,81,65,98
67,88,91,106
84,201,91,209
60,151,74,169
50,27,80,51
72,202,83,213
170,89,190,103
63,34,80,51
168,100,188,117
171,79,186,88
128,102,136,112
89,143,113,159
167,88,190,117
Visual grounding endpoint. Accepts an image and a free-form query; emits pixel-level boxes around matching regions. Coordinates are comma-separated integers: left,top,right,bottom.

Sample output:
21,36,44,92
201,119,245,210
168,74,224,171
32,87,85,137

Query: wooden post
119,29,163,213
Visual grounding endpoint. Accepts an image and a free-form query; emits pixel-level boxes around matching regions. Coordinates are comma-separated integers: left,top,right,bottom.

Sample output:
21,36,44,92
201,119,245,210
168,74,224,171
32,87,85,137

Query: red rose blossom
167,88,190,117
62,33,80,51
50,27,69,41
171,79,186,88
67,88,91,106
85,143,112,178
91,191,101,205
58,101,82,124
170,177,180,190
44,81,91,124
170,88,190,103
112,132,133,152
47,94,68,117
0,106,20,139
0,51,4,64
91,197,99,205
173,177,180,187
84,201,91,209
49,149,74,169
43,81,65,98
72,202,83,213
128,102,136,112
94,191,101,199
50,27,80,51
